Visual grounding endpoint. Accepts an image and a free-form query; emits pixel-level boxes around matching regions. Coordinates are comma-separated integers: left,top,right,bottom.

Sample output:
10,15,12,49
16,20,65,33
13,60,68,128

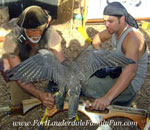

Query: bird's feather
72,49,135,81
7,49,69,86
7,48,135,84
6,48,135,119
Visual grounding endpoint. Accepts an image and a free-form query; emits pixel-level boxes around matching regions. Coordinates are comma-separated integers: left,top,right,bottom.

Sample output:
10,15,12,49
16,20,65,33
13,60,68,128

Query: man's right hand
39,91,55,109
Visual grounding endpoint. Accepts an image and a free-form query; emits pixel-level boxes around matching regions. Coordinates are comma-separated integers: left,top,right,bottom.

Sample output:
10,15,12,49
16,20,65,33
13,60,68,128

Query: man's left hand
92,96,111,110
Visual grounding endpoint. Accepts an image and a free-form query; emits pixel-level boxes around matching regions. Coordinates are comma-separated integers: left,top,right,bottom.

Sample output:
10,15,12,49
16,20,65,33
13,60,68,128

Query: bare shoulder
123,29,146,57
48,27,62,49
4,34,19,55
126,29,144,46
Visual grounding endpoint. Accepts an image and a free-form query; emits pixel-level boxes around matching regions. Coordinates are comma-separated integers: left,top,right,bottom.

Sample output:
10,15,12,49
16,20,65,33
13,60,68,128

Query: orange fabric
0,36,5,42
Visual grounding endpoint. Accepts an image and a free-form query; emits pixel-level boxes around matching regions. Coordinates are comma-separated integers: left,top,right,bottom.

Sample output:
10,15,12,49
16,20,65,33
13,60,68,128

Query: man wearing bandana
1,6,65,109
82,2,148,110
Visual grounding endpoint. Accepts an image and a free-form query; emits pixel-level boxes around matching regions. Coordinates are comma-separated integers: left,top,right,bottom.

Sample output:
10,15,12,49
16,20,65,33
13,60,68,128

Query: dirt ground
0,0,150,130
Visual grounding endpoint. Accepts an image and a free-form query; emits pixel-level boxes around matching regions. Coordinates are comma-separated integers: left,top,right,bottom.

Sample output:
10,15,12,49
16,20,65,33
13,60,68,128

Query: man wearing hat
1,6,65,109
82,2,148,110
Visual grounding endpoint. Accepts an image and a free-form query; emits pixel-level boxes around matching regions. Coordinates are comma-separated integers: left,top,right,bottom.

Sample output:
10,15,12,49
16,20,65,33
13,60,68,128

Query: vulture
6,48,135,119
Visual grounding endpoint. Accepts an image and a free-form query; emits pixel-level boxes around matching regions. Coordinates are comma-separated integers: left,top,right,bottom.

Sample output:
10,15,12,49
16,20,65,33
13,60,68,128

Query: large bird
6,48,135,119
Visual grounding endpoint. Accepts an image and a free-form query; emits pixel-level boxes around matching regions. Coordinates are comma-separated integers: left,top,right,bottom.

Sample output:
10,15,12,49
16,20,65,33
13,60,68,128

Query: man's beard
107,28,115,34
24,29,41,44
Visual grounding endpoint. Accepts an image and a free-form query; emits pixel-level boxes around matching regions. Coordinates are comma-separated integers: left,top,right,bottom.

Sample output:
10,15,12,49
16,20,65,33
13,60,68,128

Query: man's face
25,28,44,43
26,28,44,37
103,15,121,34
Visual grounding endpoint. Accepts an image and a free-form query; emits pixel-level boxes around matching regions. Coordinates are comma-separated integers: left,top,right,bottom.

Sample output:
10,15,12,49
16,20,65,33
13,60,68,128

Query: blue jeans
81,76,136,106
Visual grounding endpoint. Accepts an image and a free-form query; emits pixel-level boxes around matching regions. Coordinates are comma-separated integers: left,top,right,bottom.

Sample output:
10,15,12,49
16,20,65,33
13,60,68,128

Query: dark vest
17,26,52,61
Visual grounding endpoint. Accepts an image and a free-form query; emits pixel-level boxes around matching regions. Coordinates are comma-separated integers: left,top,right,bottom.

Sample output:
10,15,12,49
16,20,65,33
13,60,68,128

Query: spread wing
73,48,135,81
6,49,70,86
7,48,135,85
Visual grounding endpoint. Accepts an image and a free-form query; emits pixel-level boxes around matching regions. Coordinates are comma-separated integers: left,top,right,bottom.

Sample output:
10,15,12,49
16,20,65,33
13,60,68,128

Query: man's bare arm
7,54,55,108
92,29,112,49
105,35,139,102
92,33,139,110
50,42,65,62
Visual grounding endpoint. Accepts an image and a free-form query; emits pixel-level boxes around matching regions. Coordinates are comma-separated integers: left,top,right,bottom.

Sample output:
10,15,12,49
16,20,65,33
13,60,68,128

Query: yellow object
40,108,49,128
144,120,150,130
146,116,149,123
141,22,150,30
75,115,80,121
39,92,59,129
78,26,92,44
144,112,150,130
54,92,59,97
77,0,92,44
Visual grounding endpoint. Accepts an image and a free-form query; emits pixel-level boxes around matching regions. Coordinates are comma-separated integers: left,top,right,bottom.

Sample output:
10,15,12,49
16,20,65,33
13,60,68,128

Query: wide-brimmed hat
17,5,50,29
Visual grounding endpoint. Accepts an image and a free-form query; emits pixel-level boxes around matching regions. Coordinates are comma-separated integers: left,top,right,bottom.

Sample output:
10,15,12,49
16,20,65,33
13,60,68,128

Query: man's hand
39,91,55,109
0,59,10,72
92,96,111,110
0,59,11,82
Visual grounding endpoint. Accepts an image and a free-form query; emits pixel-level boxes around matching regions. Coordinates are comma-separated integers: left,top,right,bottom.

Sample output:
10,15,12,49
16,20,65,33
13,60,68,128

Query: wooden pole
86,18,150,24
70,0,75,36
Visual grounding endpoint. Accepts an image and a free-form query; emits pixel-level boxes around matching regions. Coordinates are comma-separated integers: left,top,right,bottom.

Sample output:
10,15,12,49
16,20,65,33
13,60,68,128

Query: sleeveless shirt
112,27,148,93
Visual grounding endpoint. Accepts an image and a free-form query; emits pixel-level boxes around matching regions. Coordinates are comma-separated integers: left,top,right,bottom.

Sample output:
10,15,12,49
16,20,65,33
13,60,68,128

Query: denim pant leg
81,76,135,105
82,76,117,99
112,84,136,106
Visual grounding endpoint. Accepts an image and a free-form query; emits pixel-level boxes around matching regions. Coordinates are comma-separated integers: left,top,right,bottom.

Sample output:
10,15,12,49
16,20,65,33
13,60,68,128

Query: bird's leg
68,94,80,119
55,85,67,110
68,84,81,120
